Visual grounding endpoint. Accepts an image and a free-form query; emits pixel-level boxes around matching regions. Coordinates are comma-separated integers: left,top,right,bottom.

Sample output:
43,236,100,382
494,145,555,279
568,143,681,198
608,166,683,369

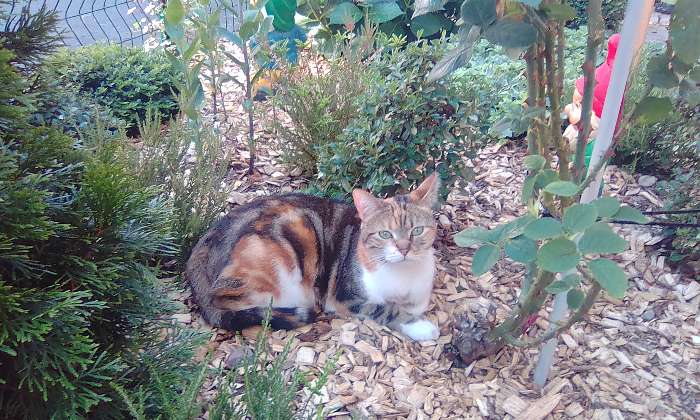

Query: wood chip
515,394,562,420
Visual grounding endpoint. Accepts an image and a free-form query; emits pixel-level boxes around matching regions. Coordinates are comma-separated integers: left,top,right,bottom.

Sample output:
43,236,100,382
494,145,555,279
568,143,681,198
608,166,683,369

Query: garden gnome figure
563,33,622,169
252,0,306,100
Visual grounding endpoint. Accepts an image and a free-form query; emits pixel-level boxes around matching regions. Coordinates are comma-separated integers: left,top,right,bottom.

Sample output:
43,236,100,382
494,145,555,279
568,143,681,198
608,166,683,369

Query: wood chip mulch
173,118,699,418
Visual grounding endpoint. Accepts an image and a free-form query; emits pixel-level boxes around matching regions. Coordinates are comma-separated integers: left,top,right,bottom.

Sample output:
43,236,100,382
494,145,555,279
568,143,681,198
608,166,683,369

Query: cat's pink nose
396,240,411,255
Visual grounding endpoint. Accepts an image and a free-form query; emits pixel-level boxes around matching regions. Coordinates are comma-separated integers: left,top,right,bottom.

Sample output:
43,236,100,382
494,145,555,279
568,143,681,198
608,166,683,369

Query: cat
186,174,441,341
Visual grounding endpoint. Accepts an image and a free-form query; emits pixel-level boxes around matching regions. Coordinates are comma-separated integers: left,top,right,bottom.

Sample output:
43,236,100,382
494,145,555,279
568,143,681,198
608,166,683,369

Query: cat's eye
412,226,425,236
378,230,393,239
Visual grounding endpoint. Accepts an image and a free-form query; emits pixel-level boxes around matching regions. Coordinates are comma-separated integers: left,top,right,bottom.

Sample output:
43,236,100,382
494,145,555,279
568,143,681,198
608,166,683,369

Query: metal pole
533,0,655,387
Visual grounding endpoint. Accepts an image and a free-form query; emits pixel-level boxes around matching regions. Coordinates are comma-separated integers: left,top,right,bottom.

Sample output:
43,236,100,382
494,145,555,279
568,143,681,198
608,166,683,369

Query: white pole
533,0,655,387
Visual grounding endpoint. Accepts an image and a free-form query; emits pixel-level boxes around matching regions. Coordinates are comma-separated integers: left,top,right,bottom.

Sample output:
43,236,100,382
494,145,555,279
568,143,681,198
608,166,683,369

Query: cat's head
352,174,440,267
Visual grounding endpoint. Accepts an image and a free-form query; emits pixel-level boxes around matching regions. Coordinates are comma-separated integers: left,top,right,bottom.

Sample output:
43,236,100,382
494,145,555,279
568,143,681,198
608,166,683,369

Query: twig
505,282,602,348
643,209,700,215
573,0,603,183
611,221,700,228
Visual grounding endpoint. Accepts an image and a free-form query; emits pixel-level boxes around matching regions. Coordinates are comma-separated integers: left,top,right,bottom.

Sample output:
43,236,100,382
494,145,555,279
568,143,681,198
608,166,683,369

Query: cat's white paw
400,319,439,341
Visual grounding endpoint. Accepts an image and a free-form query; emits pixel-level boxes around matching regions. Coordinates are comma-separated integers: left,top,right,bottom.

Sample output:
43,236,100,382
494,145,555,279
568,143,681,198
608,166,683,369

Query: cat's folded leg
350,302,438,341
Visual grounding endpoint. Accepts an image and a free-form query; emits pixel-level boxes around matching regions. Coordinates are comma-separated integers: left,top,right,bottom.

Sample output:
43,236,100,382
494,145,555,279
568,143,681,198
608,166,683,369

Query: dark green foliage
316,37,478,198
567,0,627,30
0,0,64,72
656,169,699,265
43,44,180,133
0,49,203,418
0,49,28,132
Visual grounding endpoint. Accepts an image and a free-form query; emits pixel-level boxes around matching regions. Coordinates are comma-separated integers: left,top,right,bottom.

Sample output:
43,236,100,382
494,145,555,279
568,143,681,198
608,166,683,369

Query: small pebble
641,308,656,321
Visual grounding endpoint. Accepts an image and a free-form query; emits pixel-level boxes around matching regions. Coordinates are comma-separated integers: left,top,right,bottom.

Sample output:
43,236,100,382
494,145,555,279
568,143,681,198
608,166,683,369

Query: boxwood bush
43,44,180,133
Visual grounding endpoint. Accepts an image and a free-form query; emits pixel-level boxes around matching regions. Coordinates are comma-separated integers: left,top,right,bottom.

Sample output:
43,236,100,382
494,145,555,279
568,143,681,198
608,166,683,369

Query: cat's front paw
400,319,439,341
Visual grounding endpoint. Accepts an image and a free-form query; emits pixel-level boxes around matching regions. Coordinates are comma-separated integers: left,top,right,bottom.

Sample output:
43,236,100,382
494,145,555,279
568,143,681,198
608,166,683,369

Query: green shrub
568,0,627,30
272,54,371,174
0,49,202,418
132,110,229,260
43,44,180,133
316,37,479,198
656,168,699,265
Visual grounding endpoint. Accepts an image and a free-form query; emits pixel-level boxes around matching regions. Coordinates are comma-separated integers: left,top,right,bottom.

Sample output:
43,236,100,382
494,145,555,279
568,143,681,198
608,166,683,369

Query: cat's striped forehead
366,194,434,232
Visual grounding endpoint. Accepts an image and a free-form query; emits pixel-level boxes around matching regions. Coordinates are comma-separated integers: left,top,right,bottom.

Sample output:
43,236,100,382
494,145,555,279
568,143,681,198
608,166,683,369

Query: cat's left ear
352,189,384,219
409,173,440,208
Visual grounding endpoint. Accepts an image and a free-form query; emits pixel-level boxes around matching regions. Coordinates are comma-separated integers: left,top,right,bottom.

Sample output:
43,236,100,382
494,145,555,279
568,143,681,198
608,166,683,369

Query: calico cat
186,174,440,341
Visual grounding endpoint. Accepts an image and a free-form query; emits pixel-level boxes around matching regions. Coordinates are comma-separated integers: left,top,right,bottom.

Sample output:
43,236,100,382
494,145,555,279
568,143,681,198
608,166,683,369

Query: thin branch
611,221,700,228
573,0,603,183
505,282,602,348
525,45,539,155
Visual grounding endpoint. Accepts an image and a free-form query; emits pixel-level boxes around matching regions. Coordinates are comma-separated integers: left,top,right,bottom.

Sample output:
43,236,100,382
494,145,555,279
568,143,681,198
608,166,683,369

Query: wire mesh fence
2,0,239,47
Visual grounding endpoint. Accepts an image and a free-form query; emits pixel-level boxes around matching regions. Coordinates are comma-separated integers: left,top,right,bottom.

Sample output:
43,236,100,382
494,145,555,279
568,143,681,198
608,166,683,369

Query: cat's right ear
352,189,382,219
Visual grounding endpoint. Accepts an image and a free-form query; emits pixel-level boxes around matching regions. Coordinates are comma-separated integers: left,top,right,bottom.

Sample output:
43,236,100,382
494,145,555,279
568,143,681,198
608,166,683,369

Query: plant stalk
573,0,603,183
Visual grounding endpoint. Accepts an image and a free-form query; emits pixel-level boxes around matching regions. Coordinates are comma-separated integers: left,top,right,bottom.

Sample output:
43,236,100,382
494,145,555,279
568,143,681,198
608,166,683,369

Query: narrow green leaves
165,0,186,25
592,196,620,218
537,238,580,272
524,217,563,240
460,0,497,27
563,203,597,233
472,243,500,275
612,206,649,224
544,181,579,197
589,258,628,299
578,222,628,254
504,236,537,263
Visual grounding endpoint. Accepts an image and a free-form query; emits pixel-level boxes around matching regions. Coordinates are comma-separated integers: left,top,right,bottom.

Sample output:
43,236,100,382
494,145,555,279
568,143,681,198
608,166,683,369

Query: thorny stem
573,0,603,183
241,42,256,174
544,25,569,185
525,47,538,155
504,282,602,348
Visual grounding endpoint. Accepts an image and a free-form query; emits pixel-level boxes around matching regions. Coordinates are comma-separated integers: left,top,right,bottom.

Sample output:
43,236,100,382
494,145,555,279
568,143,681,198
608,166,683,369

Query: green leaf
542,3,577,21
329,2,363,26
588,258,628,299
485,19,537,48
563,203,598,233
504,235,537,263
460,0,497,27
669,0,700,65
535,169,558,188
165,0,186,26
524,155,546,171
521,174,536,203
266,0,297,32
578,222,628,254
218,27,243,47
612,206,649,224
472,243,500,276
410,13,452,37
647,55,679,89
427,26,481,82
567,289,585,310
500,215,537,240
546,274,582,294
368,2,404,24
537,238,581,272
524,217,563,240
632,96,673,125
239,11,262,40
592,196,620,218
412,0,447,18
454,226,492,247
544,181,579,197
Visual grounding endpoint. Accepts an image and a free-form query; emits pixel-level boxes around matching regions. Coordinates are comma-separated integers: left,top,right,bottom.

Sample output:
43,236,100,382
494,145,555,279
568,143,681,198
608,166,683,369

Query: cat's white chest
360,253,435,309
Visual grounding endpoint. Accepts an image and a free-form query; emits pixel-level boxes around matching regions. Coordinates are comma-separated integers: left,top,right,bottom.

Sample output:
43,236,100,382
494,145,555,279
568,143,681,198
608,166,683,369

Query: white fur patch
400,319,439,341
360,251,435,314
